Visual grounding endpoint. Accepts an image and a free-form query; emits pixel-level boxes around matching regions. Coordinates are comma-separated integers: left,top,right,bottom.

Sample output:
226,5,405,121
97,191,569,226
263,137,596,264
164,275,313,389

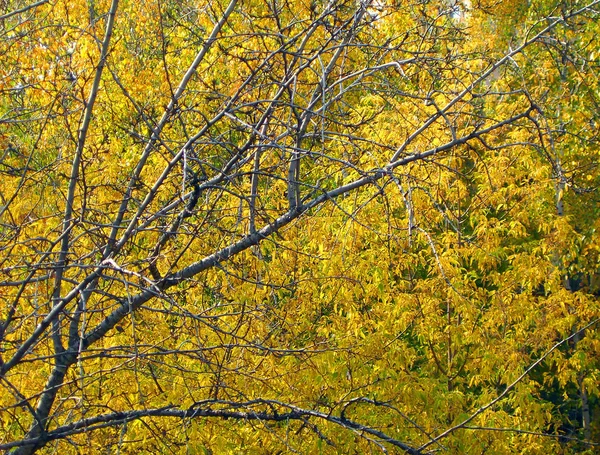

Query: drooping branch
0,400,423,455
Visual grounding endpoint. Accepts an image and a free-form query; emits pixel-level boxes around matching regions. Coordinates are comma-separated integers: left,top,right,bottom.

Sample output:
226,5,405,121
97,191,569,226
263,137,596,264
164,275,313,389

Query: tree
1,0,599,453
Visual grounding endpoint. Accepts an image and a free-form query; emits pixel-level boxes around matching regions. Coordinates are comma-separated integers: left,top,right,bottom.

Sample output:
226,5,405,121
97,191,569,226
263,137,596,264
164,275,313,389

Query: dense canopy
1,0,599,453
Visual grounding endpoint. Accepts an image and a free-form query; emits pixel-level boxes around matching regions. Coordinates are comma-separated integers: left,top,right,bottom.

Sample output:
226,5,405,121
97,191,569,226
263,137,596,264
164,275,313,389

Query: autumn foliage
1,0,600,453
